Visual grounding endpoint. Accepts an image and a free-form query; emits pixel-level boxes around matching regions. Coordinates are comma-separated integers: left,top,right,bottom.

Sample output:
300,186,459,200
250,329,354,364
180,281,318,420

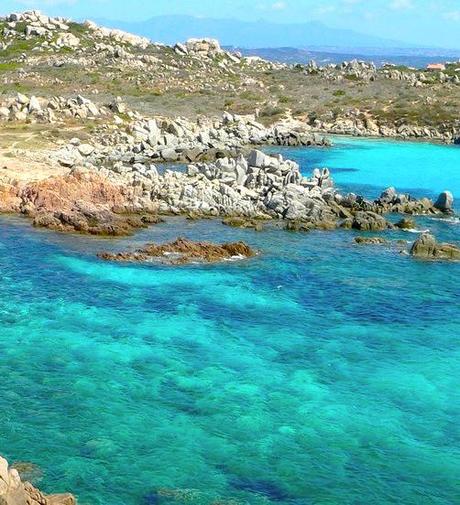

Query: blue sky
2,0,460,48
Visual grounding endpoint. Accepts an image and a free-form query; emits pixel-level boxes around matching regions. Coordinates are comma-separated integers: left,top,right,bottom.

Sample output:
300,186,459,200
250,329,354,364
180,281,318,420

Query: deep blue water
0,137,459,505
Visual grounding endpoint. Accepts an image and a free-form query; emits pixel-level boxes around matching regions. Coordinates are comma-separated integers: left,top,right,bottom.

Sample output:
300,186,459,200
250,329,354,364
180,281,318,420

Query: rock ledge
0,456,75,505
410,233,460,261
98,237,255,265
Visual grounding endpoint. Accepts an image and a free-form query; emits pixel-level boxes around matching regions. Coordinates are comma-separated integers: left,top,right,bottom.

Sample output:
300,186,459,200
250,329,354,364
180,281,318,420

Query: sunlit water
0,137,459,505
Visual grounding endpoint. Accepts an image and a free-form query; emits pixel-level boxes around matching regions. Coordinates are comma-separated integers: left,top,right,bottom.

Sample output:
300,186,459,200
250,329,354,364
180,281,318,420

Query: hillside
0,10,459,129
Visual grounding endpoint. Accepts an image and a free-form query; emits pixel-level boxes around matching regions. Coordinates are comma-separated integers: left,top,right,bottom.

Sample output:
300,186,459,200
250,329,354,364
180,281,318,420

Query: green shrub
0,62,19,72
260,106,284,117
278,95,291,104
345,74,360,82
240,90,261,101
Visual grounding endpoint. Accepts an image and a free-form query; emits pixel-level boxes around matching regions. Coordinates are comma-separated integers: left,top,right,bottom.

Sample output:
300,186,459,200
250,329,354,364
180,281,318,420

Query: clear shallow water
1,138,460,505
267,135,460,204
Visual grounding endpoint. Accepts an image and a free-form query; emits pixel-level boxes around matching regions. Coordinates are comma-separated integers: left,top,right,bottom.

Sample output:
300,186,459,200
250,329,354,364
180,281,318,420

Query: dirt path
0,126,70,183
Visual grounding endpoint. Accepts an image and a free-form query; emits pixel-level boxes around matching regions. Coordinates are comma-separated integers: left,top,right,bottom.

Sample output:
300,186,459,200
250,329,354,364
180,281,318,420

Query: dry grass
0,33,458,127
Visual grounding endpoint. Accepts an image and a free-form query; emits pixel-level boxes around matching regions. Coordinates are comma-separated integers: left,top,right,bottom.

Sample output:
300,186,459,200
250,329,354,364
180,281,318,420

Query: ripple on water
0,139,459,505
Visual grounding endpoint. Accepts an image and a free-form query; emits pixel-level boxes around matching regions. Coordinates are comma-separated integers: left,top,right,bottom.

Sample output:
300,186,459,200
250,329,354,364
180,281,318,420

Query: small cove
0,137,459,505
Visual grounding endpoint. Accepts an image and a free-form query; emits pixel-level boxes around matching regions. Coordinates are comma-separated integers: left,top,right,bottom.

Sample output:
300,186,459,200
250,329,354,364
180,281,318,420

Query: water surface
0,138,459,505
267,135,460,202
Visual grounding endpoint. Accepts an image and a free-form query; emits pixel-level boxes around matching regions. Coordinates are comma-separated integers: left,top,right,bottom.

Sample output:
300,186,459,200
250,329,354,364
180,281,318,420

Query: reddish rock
1,169,161,236
98,237,256,265
0,183,22,213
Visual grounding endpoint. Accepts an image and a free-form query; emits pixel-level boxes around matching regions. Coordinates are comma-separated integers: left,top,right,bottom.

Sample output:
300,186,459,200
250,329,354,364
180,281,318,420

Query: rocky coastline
0,87,456,260
0,146,453,237
0,10,459,505
311,113,459,144
0,456,75,505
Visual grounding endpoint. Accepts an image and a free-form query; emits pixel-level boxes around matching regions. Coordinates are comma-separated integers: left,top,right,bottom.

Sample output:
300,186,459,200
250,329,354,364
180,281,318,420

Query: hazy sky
2,0,460,48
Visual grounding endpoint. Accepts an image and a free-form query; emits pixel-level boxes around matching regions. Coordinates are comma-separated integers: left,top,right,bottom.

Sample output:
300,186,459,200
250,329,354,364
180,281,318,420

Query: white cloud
314,5,337,16
443,10,460,22
389,0,413,10
16,0,78,5
256,1,287,12
271,1,287,10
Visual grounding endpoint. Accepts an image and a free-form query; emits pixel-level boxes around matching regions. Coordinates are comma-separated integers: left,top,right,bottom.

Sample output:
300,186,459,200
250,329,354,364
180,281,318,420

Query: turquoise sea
0,137,459,505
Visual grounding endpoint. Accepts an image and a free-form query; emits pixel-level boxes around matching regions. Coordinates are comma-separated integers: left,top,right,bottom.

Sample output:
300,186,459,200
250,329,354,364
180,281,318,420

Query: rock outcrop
0,93,109,124
410,233,460,261
434,191,454,214
3,10,70,38
65,112,330,169
354,236,388,245
339,186,448,216
342,211,392,231
312,112,459,144
146,150,337,224
83,20,150,49
98,238,255,265
2,169,160,235
0,456,75,505
305,58,460,88
0,148,451,236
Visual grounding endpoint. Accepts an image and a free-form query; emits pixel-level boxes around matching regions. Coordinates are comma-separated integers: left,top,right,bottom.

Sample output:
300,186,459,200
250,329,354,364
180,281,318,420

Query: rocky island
98,238,255,265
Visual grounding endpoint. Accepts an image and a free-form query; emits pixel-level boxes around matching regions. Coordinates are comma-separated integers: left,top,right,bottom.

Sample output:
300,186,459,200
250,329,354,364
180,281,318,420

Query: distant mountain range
95,15,415,49
229,47,460,67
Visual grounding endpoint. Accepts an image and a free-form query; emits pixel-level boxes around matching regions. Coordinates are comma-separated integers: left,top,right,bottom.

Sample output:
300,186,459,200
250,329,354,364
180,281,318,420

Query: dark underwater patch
230,476,290,501
329,167,360,173
142,491,160,504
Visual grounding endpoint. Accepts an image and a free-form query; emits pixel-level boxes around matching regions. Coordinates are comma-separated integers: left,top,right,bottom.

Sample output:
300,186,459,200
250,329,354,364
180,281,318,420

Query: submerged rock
395,217,416,229
410,233,460,261
354,236,388,245
10,462,43,485
32,208,161,236
222,217,263,231
285,220,313,232
285,218,336,232
230,476,290,502
0,455,75,505
98,237,256,265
